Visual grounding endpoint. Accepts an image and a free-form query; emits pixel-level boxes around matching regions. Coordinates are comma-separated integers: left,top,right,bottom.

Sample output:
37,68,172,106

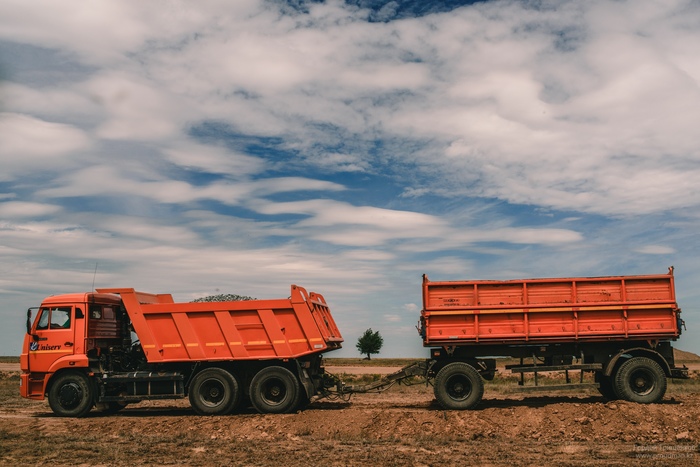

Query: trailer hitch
339,360,433,394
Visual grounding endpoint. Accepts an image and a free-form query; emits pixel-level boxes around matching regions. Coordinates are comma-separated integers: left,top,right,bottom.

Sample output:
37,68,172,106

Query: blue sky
1,0,699,358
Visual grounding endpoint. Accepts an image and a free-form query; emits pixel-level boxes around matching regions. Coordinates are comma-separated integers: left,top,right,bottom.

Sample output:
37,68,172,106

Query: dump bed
96,285,343,363
421,268,682,346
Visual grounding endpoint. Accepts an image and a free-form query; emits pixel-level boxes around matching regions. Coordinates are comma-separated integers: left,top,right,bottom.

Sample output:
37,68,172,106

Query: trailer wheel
48,371,94,418
434,362,484,410
250,366,301,414
594,372,617,400
613,357,666,404
189,368,240,415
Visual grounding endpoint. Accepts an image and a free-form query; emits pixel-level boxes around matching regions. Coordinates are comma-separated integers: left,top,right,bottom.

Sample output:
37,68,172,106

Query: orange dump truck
419,267,688,409
20,285,343,417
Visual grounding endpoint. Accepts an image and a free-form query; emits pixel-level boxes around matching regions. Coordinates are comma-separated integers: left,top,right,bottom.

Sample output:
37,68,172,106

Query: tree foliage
192,293,256,302
356,328,383,360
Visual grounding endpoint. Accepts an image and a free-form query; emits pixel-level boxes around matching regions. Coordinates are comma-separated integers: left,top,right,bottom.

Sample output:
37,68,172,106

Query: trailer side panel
421,270,681,346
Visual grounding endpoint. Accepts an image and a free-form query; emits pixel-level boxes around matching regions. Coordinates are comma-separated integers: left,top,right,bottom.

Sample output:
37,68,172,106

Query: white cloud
0,113,92,180
636,245,676,255
162,142,265,176
2,83,101,119
37,165,346,206
0,201,62,218
86,72,183,141
252,199,582,247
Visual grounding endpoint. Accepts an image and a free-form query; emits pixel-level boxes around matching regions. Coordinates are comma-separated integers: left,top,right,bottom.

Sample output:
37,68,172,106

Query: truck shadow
31,395,682,418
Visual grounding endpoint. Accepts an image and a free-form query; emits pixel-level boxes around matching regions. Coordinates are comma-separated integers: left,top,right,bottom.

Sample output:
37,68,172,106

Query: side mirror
26,308,32,335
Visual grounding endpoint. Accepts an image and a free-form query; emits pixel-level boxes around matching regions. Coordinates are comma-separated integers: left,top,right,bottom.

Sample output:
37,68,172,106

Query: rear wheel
99,401,128,414
48,371,94,418
595,372,617,400
250,366,301,414
613,357,666,403
434,362,484,410
189,368,240,415
296,393,311,411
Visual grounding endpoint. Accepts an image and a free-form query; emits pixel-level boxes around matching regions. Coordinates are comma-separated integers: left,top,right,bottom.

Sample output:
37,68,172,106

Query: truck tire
434,362,484,410
613,357,666,404
48,371,94,418
189,368,240,415
594,372,617,400
100,402,127,414
249,366,301,414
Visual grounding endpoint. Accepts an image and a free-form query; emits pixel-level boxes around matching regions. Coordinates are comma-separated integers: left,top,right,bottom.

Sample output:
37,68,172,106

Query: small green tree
192,293,256,302
356,328,383,360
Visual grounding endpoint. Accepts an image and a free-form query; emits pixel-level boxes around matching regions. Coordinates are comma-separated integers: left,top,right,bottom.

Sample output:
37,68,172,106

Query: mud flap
295,361,315,400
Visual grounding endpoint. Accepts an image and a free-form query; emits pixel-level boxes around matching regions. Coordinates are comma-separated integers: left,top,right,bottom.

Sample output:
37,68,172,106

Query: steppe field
1,355,699,466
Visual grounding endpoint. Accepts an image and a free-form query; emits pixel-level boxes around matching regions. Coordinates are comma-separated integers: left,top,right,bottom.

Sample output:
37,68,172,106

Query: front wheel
613,357,666,403
249,366,301,414
433,362,484,410
48,371,94,417
189,368,240,415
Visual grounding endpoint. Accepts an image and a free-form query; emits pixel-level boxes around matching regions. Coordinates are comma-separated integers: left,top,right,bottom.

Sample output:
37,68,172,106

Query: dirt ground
1,365,699,466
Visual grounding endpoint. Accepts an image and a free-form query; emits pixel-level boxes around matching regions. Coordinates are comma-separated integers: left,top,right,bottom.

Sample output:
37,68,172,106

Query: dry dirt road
1,366,698,466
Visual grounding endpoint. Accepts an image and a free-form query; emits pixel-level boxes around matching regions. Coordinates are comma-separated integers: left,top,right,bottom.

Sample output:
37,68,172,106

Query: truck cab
20,293,124,400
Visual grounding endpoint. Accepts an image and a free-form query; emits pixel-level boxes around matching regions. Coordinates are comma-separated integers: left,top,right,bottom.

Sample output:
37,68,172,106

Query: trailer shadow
431,395,684,410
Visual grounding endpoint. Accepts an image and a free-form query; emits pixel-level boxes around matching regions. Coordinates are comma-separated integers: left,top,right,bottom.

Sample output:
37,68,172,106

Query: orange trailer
418,268,687,409
20,285,343,417
421,269,681,345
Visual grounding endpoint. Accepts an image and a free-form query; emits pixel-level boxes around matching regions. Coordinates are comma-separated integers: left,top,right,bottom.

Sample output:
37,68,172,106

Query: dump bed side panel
421,271,681,346
97,285,343,363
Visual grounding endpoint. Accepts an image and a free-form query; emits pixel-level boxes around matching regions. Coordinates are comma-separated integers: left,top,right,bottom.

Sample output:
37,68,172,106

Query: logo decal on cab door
29,342,62,352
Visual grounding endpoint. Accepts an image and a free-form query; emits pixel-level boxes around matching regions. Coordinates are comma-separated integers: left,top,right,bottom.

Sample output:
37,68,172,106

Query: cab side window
51,308,71,329
36,307,72,330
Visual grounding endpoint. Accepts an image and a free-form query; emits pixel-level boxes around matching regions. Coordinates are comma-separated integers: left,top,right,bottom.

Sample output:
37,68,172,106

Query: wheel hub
58,383,81,407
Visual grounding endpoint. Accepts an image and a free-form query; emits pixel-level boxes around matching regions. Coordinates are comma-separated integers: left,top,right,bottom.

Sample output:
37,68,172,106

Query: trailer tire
48,371,94,418
613,357,666,404
250,366,301,414
434,362,484,410
189,368,240,415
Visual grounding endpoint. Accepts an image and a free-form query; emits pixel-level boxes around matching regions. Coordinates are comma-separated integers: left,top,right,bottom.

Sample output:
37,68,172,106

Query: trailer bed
420,268,681,346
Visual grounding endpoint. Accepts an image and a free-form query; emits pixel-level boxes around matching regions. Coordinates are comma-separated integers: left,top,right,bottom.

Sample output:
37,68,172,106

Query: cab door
28,306,76,372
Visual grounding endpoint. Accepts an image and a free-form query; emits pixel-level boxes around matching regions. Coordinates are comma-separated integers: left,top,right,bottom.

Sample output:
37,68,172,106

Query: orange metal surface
95,285,343,363
421,268,681,346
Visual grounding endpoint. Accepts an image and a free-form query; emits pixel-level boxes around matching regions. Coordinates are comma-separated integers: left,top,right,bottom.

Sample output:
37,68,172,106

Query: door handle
64,342,73,347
